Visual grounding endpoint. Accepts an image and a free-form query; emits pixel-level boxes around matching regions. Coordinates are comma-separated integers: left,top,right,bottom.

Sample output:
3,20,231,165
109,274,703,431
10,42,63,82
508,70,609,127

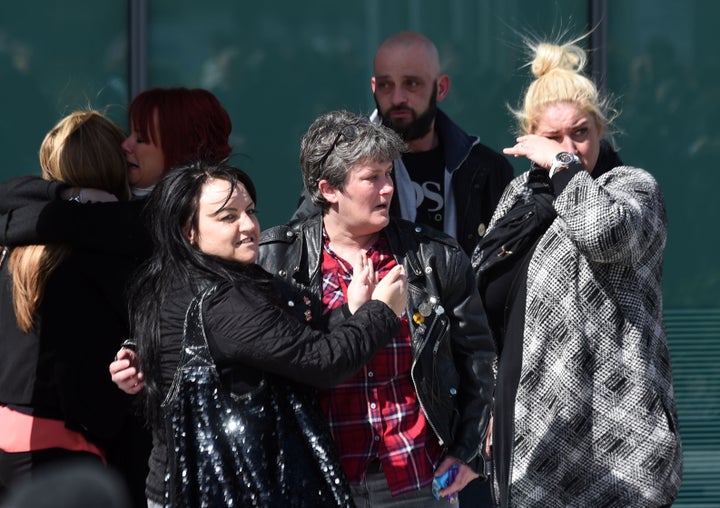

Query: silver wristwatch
549,152,580,177
68,188,83,203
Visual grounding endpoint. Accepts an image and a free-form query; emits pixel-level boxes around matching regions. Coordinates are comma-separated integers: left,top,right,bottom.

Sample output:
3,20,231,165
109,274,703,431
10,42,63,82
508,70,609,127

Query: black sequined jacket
258,215,495,474
144,268,401,503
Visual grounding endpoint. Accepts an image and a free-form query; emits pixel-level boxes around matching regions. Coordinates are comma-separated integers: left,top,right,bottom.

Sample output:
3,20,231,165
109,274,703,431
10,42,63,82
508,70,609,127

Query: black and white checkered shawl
488,166,683,507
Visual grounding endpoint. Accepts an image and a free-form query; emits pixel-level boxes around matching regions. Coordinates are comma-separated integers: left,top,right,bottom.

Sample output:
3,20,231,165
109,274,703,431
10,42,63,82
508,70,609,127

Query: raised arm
207,281,404,389
0,199,150,258
0,175,66,213
554,166,666,265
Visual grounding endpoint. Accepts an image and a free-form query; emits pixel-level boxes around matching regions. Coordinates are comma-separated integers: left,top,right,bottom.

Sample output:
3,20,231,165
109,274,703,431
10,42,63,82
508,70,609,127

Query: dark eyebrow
375,74,423,81
210,205,237,217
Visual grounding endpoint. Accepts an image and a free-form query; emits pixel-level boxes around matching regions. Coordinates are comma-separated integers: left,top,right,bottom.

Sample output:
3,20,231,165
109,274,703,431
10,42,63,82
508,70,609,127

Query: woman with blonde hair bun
472,35,682,507
0,111,149,507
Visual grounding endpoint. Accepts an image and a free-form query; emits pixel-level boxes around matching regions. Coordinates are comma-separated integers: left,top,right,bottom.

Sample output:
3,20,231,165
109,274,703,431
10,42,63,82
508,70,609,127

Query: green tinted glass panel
148,0,587,229
607,0,719,309
1,3,128,175
607,1,720,505
10,1,716,504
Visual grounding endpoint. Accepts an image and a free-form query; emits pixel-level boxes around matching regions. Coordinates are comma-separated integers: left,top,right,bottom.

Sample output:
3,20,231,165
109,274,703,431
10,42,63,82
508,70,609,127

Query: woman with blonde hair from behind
472,34,682,507
0,111,149,507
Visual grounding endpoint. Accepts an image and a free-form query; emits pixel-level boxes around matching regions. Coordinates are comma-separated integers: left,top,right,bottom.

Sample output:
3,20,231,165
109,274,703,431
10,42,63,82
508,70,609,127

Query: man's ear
371,76,377,94
436,74,450,103
318,179,339,204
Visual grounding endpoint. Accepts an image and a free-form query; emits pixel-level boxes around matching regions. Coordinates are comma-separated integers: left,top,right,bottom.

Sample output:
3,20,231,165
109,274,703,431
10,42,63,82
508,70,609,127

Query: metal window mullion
129,0,148,101
589,0,608,93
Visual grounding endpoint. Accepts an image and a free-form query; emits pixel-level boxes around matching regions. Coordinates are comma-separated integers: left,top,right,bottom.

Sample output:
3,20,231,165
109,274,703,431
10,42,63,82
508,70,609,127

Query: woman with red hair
0,87,234,254
122,88,232,195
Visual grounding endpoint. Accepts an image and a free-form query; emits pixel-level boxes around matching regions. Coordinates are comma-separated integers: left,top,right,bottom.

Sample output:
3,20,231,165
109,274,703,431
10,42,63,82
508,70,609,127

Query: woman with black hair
115,161,407,507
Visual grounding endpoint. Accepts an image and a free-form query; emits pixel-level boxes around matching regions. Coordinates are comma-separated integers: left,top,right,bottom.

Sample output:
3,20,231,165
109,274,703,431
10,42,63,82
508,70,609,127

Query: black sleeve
476,147,515,230
0,200,150,258
205,283,400,389
550,162,584,195
42,251,136,446
325,303,352,331
0,175,68,213
494,155,515,204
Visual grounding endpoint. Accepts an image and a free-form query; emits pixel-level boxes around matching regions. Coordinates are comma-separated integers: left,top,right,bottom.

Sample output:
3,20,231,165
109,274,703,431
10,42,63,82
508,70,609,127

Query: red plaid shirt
320,231,441,495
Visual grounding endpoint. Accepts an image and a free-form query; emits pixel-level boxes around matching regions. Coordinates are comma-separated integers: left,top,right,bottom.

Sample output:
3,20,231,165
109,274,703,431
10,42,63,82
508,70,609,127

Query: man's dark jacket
257,214,495,474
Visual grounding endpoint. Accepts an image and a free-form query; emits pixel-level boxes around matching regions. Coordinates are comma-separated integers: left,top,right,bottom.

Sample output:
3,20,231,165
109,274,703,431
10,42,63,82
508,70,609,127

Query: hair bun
531,42,587,78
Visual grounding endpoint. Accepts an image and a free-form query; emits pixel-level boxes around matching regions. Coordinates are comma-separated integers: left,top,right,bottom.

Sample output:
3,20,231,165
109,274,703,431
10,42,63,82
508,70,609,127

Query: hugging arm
0,175,67,213
0,200,149,258
207,283,402,389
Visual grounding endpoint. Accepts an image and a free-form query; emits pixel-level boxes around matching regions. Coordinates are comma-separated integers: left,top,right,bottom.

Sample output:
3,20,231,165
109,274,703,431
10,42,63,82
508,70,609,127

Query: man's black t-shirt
401,145,445,231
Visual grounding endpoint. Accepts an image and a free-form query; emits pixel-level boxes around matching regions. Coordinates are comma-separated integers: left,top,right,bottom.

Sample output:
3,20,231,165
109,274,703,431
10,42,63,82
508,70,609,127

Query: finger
434,457,455,476
111,366,138,383
439,466,476,497
118,381,143,395
127,382,145,394
355,250,370,280
115,348,132,361
112,373,138,387
109,359,130,374
388,264,405,281
379,268,397,285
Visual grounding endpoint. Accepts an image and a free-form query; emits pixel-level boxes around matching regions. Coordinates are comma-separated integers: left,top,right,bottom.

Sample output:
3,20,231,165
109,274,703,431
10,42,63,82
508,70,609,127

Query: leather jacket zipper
411,313,447,446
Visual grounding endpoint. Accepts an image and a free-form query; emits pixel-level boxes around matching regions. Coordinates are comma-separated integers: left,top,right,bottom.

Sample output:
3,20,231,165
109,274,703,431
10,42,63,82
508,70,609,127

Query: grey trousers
351,469,459,508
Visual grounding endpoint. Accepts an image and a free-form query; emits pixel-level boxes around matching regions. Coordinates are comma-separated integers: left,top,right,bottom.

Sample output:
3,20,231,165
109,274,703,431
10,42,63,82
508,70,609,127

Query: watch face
556,152,574,164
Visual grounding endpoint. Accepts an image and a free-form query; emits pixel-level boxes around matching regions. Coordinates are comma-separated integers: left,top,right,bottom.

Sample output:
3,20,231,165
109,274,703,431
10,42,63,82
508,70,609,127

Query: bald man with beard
294,31,513,260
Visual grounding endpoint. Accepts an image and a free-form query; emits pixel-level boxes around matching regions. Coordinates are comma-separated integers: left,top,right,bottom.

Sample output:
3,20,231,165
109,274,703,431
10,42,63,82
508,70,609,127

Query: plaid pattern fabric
489,167,682,507
320,232,441,495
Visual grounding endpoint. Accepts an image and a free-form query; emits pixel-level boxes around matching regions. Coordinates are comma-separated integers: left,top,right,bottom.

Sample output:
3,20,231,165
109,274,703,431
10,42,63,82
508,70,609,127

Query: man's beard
375,82,438,142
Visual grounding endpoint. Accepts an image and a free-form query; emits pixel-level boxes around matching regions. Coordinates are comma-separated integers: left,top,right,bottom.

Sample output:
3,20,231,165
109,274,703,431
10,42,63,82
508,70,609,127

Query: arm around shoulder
0,175,67,213
206,284,401,390
0,199,148,256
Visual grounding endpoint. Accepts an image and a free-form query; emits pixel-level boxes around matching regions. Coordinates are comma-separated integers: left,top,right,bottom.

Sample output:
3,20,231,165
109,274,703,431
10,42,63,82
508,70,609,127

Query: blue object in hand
432,464,459,502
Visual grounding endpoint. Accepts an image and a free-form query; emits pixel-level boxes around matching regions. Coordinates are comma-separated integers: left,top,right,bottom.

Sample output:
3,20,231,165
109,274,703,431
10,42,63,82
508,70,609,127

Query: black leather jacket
423,109,514,255
258,215,495,474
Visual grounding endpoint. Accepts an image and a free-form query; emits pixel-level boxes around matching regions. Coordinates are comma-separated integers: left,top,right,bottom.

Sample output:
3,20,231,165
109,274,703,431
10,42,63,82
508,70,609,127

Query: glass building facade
2,1,718,504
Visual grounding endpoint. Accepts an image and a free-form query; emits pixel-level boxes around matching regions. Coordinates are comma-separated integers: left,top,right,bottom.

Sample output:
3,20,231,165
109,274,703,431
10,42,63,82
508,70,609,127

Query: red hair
129,88,232,172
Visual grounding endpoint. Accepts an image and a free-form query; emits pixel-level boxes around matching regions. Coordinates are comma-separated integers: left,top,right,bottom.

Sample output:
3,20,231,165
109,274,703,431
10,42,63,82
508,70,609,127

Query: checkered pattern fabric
488,166,682,507
319,233,441,496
